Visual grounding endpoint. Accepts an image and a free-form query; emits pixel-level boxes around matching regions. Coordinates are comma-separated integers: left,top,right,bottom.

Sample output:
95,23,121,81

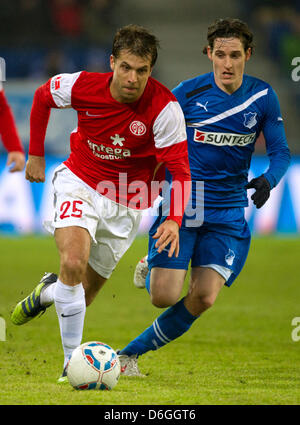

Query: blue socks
119,297,198,357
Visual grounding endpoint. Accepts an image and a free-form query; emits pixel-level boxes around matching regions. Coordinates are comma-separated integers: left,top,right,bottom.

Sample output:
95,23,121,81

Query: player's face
110,50,153,103
207,37,251,94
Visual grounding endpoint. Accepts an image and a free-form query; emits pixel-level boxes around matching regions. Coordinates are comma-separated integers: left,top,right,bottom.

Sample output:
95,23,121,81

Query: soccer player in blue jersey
117,18,291,376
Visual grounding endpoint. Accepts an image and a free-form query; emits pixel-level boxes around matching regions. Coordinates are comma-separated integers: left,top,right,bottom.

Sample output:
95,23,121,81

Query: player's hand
25,155,46,183
152,219,180,258
6,151,26,172
246,175,271,208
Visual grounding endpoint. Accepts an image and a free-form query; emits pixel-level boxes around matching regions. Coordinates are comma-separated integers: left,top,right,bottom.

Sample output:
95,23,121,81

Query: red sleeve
157,141,191,227
29,80,57,156
0,90,24,153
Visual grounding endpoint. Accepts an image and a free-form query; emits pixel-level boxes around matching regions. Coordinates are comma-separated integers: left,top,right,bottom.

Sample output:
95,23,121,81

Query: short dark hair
203,18,254,54
112,24,160,67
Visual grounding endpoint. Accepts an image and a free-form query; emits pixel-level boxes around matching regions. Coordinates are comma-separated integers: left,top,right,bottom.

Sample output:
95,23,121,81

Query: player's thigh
55,226,91,258
44,165,101,279
45,165,99,248
54,226,91,280
150,267,187,306
191,223,251,287
147,219,197,305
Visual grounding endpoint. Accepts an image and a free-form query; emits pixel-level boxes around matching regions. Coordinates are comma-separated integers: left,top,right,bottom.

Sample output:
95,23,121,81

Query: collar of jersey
210,72,245,99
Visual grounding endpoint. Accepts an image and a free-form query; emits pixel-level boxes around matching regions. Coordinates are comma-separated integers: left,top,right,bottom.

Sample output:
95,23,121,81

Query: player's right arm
152,98,191,257
27,72,82,182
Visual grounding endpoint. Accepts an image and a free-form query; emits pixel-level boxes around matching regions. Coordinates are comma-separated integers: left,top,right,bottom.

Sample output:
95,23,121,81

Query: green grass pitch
0,235,299,405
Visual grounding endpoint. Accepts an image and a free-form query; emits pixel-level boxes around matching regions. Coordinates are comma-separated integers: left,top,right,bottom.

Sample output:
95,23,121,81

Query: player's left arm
0,88,25,172
152,151,191,258
246,87,291,208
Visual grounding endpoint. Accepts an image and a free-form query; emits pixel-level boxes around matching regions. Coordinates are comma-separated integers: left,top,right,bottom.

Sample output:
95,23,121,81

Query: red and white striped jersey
29,71,191,224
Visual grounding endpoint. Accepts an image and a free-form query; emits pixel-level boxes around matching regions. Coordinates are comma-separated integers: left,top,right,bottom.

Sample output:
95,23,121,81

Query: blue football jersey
172,72,291,209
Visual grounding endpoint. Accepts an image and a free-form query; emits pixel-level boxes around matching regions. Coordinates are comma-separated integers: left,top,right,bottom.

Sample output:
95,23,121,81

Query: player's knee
150,291,178,308
60,254,87,282
197,294,216,311
188,285,217,311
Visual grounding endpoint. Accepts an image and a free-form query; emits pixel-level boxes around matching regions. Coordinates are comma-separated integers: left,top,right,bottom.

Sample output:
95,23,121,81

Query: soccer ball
67,341,121,390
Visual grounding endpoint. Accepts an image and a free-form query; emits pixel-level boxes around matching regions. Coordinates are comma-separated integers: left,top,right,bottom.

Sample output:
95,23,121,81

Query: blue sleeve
262,86,291,189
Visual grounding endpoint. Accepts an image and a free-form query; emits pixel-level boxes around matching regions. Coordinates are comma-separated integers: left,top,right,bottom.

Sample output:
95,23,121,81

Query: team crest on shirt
225,249,235,266
243,112,257,129
129,121,147,136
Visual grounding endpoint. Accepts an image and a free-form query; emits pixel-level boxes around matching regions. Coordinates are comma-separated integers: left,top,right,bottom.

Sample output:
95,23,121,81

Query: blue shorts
147,207,251,287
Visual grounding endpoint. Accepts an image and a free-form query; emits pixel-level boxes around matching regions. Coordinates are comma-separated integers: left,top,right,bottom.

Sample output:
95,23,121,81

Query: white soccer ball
67,341,121,390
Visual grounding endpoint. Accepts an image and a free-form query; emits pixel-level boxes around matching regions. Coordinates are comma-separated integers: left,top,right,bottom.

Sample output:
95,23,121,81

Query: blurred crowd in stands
0,0,299,155
0,0,120,78
240,0,300,78
1,0,299,81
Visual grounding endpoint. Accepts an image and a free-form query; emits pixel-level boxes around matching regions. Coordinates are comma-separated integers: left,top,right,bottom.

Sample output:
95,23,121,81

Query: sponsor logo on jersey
196,101,208,112
129,121,147,136
194,130,256,147
54,76,62,90
86,111,102,117
87,139,131,160
243,112,257,129
110,134,125,146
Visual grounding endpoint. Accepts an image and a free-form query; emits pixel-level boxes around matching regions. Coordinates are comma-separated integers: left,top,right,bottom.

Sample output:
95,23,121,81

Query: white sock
53,279,86,369
40,282,57,306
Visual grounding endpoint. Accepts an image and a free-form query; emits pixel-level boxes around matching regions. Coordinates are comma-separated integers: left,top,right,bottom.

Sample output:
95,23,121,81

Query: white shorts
44,164,143,279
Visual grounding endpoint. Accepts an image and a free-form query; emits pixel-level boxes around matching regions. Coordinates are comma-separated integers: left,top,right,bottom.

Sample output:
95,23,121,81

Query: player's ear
207,46,213,61
110,55,115,71
245,48,252,62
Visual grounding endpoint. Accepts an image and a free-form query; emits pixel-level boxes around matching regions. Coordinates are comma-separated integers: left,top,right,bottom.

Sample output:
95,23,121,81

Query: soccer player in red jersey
0,82,25,172
11,25,191,381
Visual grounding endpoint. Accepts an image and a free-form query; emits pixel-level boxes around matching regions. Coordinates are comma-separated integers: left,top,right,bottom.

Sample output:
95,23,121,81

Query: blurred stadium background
0,0,300,236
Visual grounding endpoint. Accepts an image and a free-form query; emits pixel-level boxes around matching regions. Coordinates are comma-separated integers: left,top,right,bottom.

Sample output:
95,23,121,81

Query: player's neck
214,76,243,95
